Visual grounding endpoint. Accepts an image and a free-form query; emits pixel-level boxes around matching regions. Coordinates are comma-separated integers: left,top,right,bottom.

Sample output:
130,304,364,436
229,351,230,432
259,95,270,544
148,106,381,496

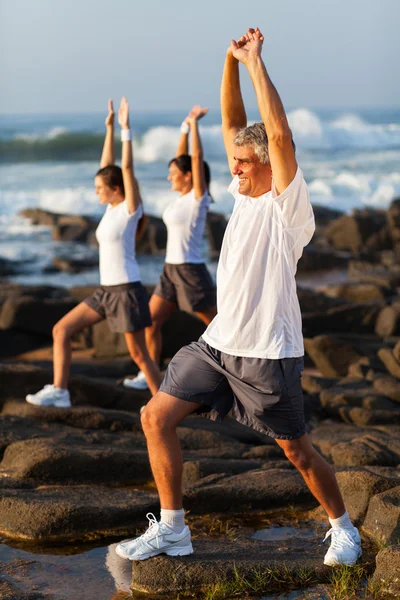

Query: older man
116,28,361,567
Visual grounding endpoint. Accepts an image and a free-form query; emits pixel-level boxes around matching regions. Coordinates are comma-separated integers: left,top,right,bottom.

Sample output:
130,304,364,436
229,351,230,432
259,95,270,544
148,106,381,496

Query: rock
373,376,400,404
184,469,314,513
19,208,57,227
377,347,400,377
332,468,400,525
304,336,362,377
0,330,49,359
0,438,151,485
297,245,349,272
0,486,158,542
136,215,167,255
130,536,328,596
349,262,400,289
0,296,77,337
310,421,367,460
301,374,338,395
393,340,400,364
375,305,400,337
177,427,245,452
365,224,393,252
339,406,400,426
50,256,99,274
320,283,387,303
0,579,49,600
325,209,386,253
206,212,227,257
312,205,344,228
1,400,141,432
387,197,400,244
371,545,400,597
302,303,380,336
331,433,400,467
182,458,261,486
363,486,400,544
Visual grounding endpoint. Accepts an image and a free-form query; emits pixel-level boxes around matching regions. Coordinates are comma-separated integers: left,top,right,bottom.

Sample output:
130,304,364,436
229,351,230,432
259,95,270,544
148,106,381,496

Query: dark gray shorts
154,263,216,313
159,338,306,440
84,282,152,333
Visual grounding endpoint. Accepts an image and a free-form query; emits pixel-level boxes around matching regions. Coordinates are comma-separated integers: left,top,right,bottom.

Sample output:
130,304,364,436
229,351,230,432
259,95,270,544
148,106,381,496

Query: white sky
1,0,399,114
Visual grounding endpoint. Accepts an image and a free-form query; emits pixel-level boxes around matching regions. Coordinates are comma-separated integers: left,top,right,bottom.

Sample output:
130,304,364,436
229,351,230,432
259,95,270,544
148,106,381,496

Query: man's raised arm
221,41,247,175
232,28,297,195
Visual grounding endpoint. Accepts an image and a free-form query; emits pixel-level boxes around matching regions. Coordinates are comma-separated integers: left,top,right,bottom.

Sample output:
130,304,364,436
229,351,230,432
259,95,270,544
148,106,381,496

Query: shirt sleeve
228,176,241,201
124,201,144,220
272,167,315,255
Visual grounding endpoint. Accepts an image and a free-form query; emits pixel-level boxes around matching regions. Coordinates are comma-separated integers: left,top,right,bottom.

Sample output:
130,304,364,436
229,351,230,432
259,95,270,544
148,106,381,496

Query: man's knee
282,442,314,471
141,393,169,434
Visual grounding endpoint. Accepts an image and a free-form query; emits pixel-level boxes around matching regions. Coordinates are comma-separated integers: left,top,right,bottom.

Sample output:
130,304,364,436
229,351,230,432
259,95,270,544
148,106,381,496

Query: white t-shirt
96,200,143,286
163,189,211,264
202,167,315,359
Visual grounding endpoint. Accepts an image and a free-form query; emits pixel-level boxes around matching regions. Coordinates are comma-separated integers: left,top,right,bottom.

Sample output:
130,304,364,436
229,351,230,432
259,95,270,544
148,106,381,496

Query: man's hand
118,97,130,130
105,99,115,127
231,27,264,65
226,34,247,58
185,105,208,126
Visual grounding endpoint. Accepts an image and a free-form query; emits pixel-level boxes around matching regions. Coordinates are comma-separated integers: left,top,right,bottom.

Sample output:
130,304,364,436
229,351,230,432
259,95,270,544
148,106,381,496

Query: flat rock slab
0,438,151,485
130,536,330,595
0,486,158,543
184,469,314,513
2,399,141,432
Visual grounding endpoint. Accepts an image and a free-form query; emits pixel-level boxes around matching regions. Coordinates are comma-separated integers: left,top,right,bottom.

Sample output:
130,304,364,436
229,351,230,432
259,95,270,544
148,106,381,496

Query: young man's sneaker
26,385,71,408
123,371,149,391
115,513,193,561
323,527,362,566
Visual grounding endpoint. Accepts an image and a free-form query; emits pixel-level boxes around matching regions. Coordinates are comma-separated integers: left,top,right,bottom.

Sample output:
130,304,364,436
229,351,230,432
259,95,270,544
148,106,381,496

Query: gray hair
233,122,296,165
233,122,270,164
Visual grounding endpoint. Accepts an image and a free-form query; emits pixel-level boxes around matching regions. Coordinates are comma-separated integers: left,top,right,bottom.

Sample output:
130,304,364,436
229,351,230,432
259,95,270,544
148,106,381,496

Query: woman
124,106,217,391
26,98,162,407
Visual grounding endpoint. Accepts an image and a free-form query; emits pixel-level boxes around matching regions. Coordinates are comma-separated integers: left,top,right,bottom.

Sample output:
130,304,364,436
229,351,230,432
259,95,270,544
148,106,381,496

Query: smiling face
168,162,192,193
94,175,120,205
232,145,272,197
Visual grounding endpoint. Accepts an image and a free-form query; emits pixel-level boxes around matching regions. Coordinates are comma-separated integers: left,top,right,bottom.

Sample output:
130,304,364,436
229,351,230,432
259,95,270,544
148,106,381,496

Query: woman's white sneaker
26,385,71,408
115,513,193,561
123,371,149,391
323,526,362,566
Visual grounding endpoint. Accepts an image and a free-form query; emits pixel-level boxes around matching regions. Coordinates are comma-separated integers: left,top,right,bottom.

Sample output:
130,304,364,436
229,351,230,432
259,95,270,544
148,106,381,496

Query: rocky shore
1,201,400,598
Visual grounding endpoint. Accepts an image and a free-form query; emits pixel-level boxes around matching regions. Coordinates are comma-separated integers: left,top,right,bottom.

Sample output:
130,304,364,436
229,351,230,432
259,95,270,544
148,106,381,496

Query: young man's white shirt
96,201,143,285
163,190,211,264
202,167,315,359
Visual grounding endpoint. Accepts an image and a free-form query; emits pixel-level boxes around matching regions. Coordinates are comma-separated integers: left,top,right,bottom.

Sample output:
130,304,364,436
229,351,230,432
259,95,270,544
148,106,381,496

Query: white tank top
163,190,211,264
96,200,143,286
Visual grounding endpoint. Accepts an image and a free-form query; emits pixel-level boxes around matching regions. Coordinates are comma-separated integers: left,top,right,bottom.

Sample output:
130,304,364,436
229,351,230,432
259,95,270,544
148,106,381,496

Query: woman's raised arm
100,99,115,168
187,105,208,200
118,97,141,215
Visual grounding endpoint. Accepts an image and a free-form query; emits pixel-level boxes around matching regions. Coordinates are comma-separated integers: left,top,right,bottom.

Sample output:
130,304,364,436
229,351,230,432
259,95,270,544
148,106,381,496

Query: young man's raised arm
232,28,297,195
221,41,247,175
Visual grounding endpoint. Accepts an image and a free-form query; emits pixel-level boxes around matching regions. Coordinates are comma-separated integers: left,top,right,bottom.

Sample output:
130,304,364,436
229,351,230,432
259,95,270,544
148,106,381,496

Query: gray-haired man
116,28,362,567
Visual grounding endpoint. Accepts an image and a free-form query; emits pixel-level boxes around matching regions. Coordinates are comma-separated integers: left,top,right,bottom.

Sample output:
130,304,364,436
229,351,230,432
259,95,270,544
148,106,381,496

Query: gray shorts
160,338,306,440
84,282,152,333
154,263,216,313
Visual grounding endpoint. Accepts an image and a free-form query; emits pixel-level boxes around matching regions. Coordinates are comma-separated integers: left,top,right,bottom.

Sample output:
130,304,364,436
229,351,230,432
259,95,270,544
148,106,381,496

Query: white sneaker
123,371,149,391
323,526,362,566
26,385,71,408
115,513,193,561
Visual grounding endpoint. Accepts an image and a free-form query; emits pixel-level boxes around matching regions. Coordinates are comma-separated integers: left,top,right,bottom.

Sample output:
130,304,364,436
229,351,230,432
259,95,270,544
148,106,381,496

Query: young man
116,28,362,567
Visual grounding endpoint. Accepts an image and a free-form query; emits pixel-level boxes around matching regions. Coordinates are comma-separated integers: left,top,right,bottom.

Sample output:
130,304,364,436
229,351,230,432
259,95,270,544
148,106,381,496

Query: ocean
1,107,399,287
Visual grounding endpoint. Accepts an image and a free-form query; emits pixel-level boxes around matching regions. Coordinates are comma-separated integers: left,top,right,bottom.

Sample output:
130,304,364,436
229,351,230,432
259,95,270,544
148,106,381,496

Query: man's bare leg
140,391,201,509
276,434,345,518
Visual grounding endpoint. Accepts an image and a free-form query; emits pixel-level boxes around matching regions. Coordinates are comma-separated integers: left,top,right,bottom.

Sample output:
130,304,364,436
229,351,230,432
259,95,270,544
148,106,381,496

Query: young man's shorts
84,282,152,333
154,263,216,313
159,337,306,440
